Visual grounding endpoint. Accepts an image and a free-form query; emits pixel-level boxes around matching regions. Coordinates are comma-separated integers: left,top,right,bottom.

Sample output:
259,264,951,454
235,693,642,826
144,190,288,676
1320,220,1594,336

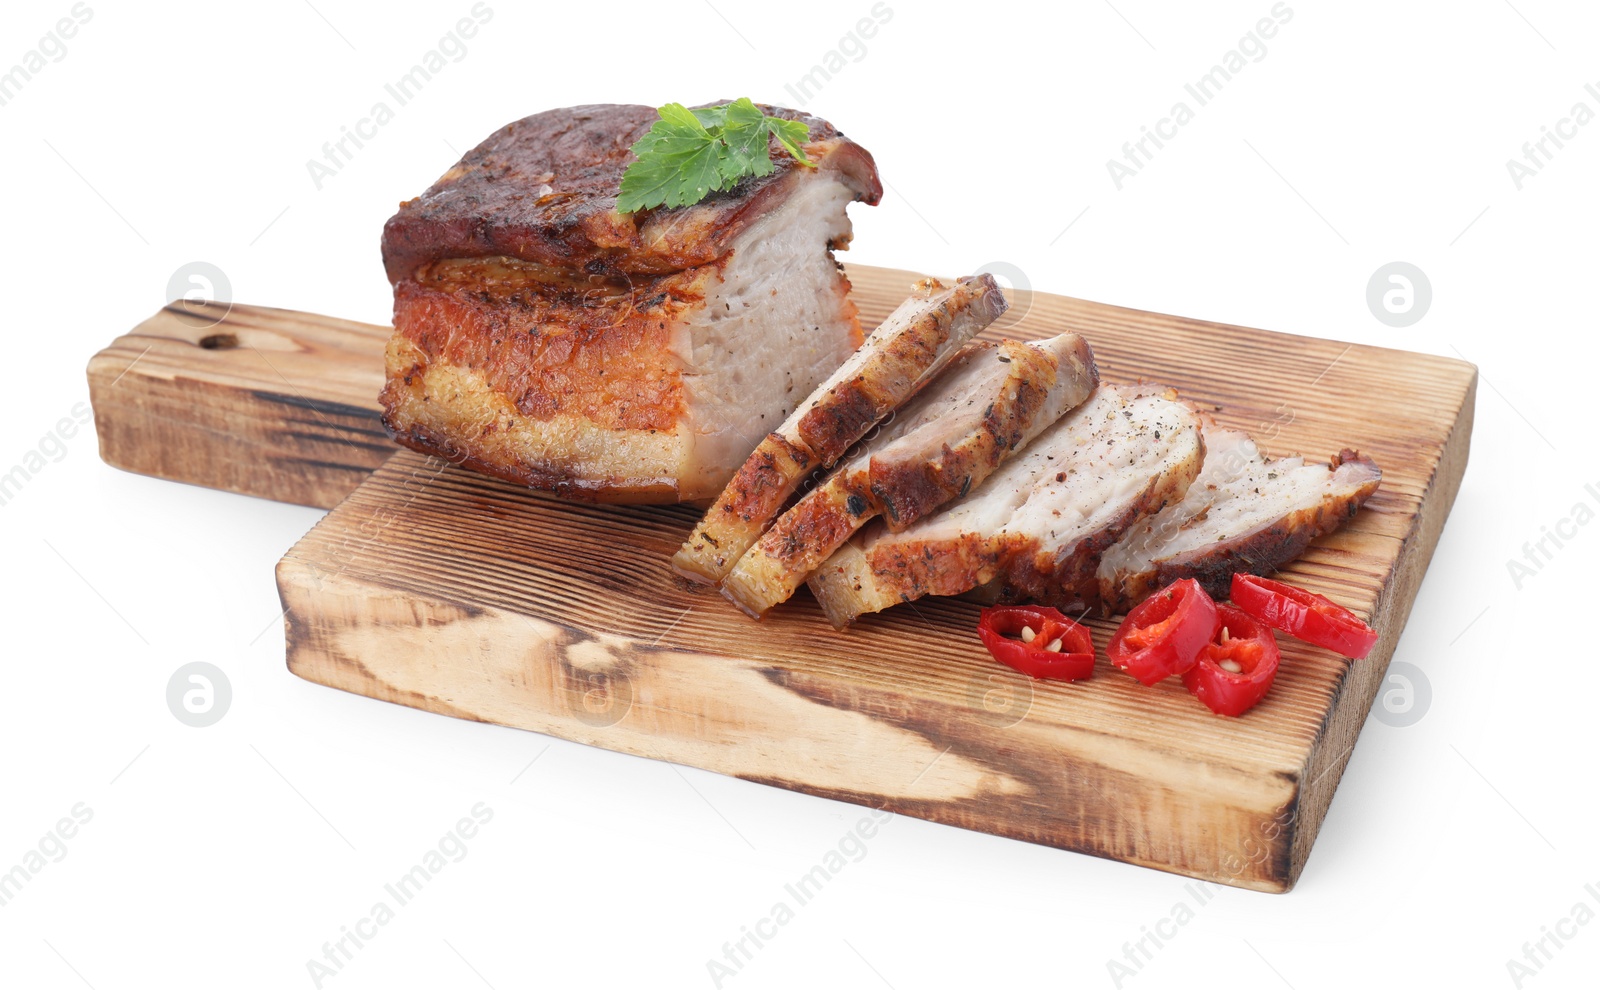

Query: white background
2,0,1596,987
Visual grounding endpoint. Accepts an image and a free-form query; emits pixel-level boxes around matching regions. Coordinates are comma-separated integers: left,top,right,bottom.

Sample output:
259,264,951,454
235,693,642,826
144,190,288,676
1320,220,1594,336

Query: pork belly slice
380,103,882,503
720,332,1098,617
808,385,1205,629
1095,426,1382,613
671,274,1009,584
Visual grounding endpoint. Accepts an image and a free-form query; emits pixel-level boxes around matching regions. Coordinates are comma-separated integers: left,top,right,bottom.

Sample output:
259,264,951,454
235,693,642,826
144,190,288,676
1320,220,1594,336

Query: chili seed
1220,659,1243,673
1020,626,1036,643
1045,638,1063,652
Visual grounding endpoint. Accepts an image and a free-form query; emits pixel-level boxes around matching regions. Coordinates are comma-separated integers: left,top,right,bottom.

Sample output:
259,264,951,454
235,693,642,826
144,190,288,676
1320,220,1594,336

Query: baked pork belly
720,332,1098,617
379,103,882,503
671,275,1009,585
808,385,1204,628
1095,426,1381,613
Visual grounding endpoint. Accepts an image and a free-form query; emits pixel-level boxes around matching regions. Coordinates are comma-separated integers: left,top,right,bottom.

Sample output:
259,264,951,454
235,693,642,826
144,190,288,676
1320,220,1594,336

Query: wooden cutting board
87,264,1476,892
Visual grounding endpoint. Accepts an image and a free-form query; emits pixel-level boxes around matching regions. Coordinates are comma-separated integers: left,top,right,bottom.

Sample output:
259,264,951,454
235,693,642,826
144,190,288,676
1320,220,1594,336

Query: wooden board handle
86,300,393,508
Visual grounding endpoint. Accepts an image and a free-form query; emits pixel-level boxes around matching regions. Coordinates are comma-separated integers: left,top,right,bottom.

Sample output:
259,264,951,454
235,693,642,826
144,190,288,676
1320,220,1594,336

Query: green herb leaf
617,103,722,212
616,99,816,214
690,104,728,129
765,115,814,169
717,98,777,185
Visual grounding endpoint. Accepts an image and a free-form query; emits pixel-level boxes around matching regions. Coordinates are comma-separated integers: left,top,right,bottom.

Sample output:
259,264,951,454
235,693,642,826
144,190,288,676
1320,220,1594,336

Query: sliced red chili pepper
1182,604,1281,716
1106,578,1219,686
977,605,1095,681
1230,573,1378,659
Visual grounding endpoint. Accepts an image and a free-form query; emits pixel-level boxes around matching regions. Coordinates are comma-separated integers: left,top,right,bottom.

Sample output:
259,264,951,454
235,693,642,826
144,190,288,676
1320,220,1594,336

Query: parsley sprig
616,99,815,214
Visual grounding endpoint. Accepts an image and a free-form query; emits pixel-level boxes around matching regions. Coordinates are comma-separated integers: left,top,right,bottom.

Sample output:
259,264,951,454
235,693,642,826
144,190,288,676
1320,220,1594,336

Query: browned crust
1099,450,1383,612
853,529,1006,608
671,432,814,582
718,481,867,617
875,340,1053,528
381,103,882,283
381,258,716,436
790,278,1008,464
750,475,872,570
794,382,885,467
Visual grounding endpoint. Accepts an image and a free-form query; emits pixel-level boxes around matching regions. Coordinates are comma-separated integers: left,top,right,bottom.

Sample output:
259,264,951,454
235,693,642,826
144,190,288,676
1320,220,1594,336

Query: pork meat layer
808,385,1204,628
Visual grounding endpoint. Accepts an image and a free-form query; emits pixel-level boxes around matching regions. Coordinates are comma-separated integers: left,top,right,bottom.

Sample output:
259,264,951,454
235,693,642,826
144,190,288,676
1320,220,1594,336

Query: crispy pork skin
720,332,1098,617
1095,426,1381,613
382,104,881,281
379,103,882,503
808,385,1204,628
670,275,1009,584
